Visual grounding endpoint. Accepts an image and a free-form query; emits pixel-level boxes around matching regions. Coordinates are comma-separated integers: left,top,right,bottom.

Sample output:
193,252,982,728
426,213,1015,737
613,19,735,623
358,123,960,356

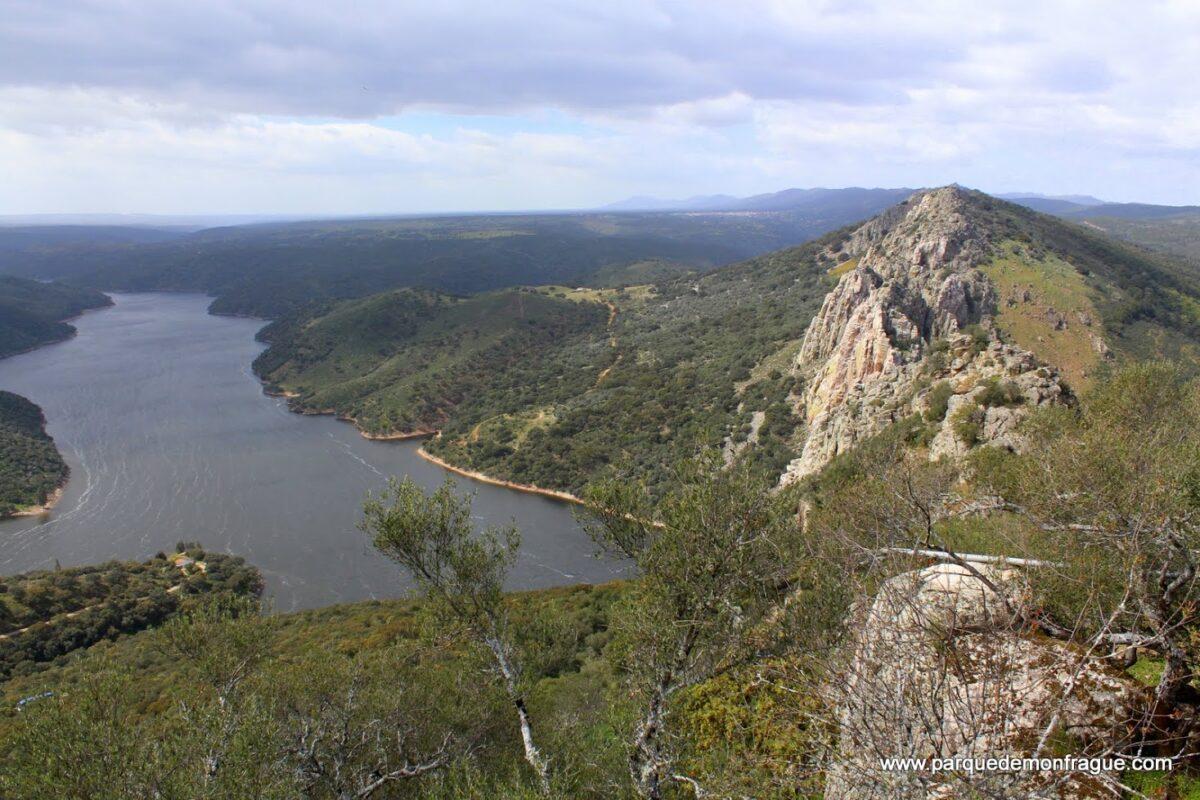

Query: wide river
0,293,624,610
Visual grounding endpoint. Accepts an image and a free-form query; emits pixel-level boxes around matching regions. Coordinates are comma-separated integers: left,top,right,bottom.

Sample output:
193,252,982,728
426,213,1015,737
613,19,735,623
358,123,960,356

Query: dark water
0,293,624,610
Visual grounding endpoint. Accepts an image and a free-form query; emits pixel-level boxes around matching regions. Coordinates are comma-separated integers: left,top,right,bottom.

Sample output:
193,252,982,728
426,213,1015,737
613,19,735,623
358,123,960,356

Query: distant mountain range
605,187,1200,222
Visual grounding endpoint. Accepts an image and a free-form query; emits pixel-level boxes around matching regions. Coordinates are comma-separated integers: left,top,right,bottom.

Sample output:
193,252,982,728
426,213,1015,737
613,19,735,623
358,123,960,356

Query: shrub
924,382,954,423
976,377,1025,408
951,403,985,446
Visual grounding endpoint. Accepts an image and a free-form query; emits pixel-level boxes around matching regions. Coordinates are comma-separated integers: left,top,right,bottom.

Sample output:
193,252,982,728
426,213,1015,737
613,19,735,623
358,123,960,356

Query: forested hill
0,193,913,319
0,392,68,519
0,276,111,359
254,288,611,436
256,188,1200,497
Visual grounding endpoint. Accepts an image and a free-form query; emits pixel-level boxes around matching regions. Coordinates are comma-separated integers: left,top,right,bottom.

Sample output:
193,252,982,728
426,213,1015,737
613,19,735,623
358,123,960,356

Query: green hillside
0,392,68,519
254,289,611,435
254,190,1200,497
1076,212,1200,273
0,547,261,681
0,276,111,359
257,237,839,494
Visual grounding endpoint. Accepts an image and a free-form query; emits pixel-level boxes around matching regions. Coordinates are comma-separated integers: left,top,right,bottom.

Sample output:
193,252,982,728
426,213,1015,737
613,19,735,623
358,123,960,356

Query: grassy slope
0,276,111,359
965,194,1200,367
0,392,67,518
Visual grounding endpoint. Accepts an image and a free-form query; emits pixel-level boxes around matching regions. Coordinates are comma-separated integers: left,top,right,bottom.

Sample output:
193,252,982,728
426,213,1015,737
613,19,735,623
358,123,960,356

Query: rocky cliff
781,187,1073,483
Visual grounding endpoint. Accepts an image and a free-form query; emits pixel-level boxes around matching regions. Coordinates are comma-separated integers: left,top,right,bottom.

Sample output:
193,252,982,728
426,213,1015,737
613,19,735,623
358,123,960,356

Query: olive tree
581,455,801,799
361,476,551,793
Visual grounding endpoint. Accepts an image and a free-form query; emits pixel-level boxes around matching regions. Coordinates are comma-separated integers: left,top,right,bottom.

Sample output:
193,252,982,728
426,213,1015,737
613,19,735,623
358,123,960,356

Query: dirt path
594,301,621,387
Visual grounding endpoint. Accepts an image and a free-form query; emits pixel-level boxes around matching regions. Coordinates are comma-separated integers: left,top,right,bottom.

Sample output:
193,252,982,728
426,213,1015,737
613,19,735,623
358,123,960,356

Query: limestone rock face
780,187,1070,483
825,564,1146,800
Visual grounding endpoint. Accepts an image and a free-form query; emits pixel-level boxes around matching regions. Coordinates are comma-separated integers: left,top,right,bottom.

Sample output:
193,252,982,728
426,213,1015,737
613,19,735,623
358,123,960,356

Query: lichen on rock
825,563,1147,799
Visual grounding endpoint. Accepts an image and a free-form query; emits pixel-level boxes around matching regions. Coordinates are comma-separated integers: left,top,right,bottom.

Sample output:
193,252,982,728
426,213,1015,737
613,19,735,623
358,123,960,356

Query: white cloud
0,0,1198,211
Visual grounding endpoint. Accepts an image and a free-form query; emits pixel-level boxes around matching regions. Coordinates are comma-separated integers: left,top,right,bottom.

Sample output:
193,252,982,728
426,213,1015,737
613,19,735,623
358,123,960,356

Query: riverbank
7,485,65,519
260,382,581,501
416,447,585,505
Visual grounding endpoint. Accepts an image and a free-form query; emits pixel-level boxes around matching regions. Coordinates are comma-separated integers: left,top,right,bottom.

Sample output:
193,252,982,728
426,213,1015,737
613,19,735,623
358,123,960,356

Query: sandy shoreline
415,447,585,505
8,485,66,518
263,382,581,503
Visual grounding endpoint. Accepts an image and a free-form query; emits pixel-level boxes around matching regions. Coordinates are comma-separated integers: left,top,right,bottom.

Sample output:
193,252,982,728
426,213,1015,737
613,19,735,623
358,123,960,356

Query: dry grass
981,241,1104,390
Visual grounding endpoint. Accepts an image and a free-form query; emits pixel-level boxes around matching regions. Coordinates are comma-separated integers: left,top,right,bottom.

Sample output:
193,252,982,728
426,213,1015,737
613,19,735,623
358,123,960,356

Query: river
0,293,624,610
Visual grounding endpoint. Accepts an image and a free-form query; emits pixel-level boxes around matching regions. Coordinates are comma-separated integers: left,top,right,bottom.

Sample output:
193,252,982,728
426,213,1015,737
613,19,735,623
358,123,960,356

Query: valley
5,188,1200,798
0,293,624,610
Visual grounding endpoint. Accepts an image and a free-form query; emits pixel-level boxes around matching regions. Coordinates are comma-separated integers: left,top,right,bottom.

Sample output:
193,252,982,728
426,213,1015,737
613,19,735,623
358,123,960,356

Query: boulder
825,564,1146,799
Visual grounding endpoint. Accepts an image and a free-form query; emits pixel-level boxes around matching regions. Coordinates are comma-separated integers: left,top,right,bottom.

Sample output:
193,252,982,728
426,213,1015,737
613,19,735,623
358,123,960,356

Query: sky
1,0,1198,215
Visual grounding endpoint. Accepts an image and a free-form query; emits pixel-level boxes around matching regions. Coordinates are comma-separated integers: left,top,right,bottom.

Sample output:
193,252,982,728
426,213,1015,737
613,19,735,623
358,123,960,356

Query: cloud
0,0,1198,211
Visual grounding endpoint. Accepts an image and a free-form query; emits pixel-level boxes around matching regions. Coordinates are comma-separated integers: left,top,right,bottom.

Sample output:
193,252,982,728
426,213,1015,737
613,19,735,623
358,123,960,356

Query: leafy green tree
362,477,552,793
581,455,801,799
977,363,1200,724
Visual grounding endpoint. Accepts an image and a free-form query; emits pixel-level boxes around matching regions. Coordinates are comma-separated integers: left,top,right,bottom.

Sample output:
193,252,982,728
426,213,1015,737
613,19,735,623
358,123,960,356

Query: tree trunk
630,685,668,799
486,636,551,794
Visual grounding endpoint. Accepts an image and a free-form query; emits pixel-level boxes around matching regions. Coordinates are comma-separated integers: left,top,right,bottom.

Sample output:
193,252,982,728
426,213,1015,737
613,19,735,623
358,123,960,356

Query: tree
361,477,552,793
0,668,171,800
581,454,801,799
977,362,1200,749
158,595,284,798
276,648,460,800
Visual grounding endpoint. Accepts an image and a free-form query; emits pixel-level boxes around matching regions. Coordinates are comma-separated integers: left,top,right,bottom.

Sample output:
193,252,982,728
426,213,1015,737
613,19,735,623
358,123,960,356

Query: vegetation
362,477,551,792
1078,211,1200,269
254,289,609,437
0,392,68,518
259,232,838,497
581,455,803,798
250,192,1200,500
3,365,1200,797
0,275,110,359
0,545,261,681
0,206,896,319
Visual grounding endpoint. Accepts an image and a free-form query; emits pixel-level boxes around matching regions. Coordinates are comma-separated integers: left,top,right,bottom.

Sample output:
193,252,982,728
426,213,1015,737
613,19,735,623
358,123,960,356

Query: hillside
0,547,261,681
1077,212,1200,270
257,188,1200,497
1004,197,1200,273
0,392,68,519
0,197,914,318
254,289,611,436
0,276,111,359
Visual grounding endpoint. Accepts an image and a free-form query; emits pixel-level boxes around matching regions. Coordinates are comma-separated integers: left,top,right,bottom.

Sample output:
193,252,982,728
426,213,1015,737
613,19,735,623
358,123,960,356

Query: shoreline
415,447,586,505
8,484,66,518
261,381,581,504
0,292,114,363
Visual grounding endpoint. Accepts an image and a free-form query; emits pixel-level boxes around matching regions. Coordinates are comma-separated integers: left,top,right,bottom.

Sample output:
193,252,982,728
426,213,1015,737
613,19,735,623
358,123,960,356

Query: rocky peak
781,187,1069,483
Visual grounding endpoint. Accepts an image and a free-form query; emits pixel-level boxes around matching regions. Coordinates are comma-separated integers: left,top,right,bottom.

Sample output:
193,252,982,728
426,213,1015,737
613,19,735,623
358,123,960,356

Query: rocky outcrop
825,564,1147,800
780,187,1070,483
